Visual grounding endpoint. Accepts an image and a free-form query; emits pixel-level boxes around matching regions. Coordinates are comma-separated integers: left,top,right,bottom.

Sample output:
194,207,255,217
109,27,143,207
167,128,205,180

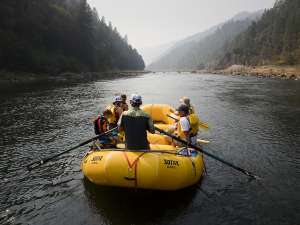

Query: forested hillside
218,0,300,67
0,0,145,74
148,11,262,71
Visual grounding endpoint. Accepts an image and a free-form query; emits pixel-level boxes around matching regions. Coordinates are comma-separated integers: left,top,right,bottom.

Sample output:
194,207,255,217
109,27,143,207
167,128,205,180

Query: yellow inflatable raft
141,104,178,131
142,104,178,145
81,144,204,190
81,104,205,190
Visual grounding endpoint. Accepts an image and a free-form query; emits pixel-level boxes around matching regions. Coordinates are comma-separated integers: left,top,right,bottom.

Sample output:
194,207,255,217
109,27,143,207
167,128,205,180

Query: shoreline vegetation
0,70,150,86
193,65,300,80
0,1,145,74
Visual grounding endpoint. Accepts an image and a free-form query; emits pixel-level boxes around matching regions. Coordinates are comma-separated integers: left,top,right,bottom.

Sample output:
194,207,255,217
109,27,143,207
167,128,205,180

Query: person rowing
118,94,155,150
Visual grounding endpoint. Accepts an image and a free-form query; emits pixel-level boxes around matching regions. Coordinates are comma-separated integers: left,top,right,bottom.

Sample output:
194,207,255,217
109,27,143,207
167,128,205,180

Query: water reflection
83,178,198,225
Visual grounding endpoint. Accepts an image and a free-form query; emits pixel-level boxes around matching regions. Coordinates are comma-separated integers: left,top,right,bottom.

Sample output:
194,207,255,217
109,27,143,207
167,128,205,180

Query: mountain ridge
147,10,264,71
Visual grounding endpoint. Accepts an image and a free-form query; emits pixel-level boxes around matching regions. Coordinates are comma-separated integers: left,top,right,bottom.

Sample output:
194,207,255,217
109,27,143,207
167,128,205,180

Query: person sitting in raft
121,94,129,111
93,110,117,147
118,94,155,150
104,96,124,129
180,96,195,114
175,104,197,146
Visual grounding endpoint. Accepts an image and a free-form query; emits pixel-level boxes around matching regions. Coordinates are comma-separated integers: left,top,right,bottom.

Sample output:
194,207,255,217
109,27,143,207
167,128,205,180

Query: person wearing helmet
104,96,124,129
180,96,195,114
118,94,155,150
175,104,196,146
121,94,129,111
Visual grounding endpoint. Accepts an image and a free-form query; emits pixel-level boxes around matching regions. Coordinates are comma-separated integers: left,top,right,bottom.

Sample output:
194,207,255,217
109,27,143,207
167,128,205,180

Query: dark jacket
118,107,155,150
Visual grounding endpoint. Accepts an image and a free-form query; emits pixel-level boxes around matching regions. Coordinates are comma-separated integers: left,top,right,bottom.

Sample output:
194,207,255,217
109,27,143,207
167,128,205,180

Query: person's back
118,94,155,150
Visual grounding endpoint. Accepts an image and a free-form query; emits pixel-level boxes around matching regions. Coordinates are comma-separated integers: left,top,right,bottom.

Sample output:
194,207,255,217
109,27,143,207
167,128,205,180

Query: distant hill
139,42,175,66
147,10,263,71
217,0,300,68
143,23,218,66
0,0,144,74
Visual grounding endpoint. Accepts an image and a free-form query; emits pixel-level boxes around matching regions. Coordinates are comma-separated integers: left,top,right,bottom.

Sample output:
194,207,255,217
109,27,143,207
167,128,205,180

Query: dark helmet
130,94,142,104
177,104,189,115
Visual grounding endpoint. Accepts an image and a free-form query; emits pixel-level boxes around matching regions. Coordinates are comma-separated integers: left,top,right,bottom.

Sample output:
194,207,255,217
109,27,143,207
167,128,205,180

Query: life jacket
189,106,196,114
120,109,151,150
188,114,199,136
105,104,121,125
94,115,108,135
176,114,199,140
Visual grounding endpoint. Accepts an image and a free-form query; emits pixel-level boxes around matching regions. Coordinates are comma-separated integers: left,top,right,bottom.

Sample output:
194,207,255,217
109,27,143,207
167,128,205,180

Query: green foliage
218,0,300,67
0,0,144,73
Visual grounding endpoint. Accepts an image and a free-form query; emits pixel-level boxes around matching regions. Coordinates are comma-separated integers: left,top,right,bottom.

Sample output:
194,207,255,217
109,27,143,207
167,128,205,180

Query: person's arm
147,117,155,134
117,114,124,132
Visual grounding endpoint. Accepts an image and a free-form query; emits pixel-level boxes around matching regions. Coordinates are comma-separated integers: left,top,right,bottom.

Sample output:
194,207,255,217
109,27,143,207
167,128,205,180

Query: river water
0,72,299,225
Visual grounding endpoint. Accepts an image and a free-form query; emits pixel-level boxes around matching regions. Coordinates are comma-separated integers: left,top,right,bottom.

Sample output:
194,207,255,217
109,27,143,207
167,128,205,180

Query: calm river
0,72,299,225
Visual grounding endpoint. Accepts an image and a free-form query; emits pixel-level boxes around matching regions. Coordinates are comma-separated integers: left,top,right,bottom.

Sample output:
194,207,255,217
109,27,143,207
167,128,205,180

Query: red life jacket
94,115,108,135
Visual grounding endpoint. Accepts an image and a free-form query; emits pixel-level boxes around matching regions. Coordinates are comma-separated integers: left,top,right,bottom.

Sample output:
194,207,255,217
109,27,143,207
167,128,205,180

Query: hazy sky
88,0,276,51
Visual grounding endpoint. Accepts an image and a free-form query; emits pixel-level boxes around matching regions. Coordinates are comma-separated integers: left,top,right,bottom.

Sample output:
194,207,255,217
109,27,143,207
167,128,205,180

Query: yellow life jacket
188,114,199,136
105,105,118,124
176,114,199,140
189,106,196,114
118,130,125,142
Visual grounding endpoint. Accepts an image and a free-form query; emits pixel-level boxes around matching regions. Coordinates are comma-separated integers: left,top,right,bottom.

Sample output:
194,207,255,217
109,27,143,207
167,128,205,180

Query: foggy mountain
141,23,218,66
139,42,175,66
147,10,263,70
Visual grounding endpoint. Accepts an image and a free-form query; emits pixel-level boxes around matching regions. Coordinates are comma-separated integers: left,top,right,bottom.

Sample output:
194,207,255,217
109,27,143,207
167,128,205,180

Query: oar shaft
167,114,179,121
155,127,258,179
26,127,118,170
167,114,209,129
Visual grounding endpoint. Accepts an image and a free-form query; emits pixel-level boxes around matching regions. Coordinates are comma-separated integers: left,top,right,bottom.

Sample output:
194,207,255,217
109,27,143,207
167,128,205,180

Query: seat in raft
141,104,178,131
142,104,179,145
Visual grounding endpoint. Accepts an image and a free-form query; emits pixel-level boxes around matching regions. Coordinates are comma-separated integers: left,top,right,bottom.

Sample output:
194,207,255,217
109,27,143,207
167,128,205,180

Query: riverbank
195,65,300,80
0,70,150,86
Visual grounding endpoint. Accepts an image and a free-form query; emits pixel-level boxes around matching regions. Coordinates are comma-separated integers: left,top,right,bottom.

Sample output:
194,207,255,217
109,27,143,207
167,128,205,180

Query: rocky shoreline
194,65,300,80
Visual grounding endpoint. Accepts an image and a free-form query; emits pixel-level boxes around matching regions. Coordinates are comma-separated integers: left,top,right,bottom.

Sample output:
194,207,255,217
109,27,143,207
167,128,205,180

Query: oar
197,139,210,144
167,114,209,129
155,127,260,180
26,127,118,171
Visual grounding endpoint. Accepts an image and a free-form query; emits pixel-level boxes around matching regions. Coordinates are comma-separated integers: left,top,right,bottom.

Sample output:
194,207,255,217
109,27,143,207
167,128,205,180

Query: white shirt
179,117,190,132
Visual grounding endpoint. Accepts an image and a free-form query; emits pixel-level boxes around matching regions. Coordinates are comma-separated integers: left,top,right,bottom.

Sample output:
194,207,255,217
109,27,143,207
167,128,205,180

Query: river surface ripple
0,72,299,225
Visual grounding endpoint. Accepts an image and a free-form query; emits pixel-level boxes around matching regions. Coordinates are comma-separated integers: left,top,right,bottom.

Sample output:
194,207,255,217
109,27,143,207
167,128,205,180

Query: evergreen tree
218,0,300,67
0,0,145,74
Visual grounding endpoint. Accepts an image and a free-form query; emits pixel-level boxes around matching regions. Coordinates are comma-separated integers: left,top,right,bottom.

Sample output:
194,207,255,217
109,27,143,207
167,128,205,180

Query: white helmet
130,94,142,104
113,96,122,103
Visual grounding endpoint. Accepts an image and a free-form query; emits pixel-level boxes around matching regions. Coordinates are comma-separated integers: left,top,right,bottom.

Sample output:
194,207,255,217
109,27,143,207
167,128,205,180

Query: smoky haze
88,0,276,51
